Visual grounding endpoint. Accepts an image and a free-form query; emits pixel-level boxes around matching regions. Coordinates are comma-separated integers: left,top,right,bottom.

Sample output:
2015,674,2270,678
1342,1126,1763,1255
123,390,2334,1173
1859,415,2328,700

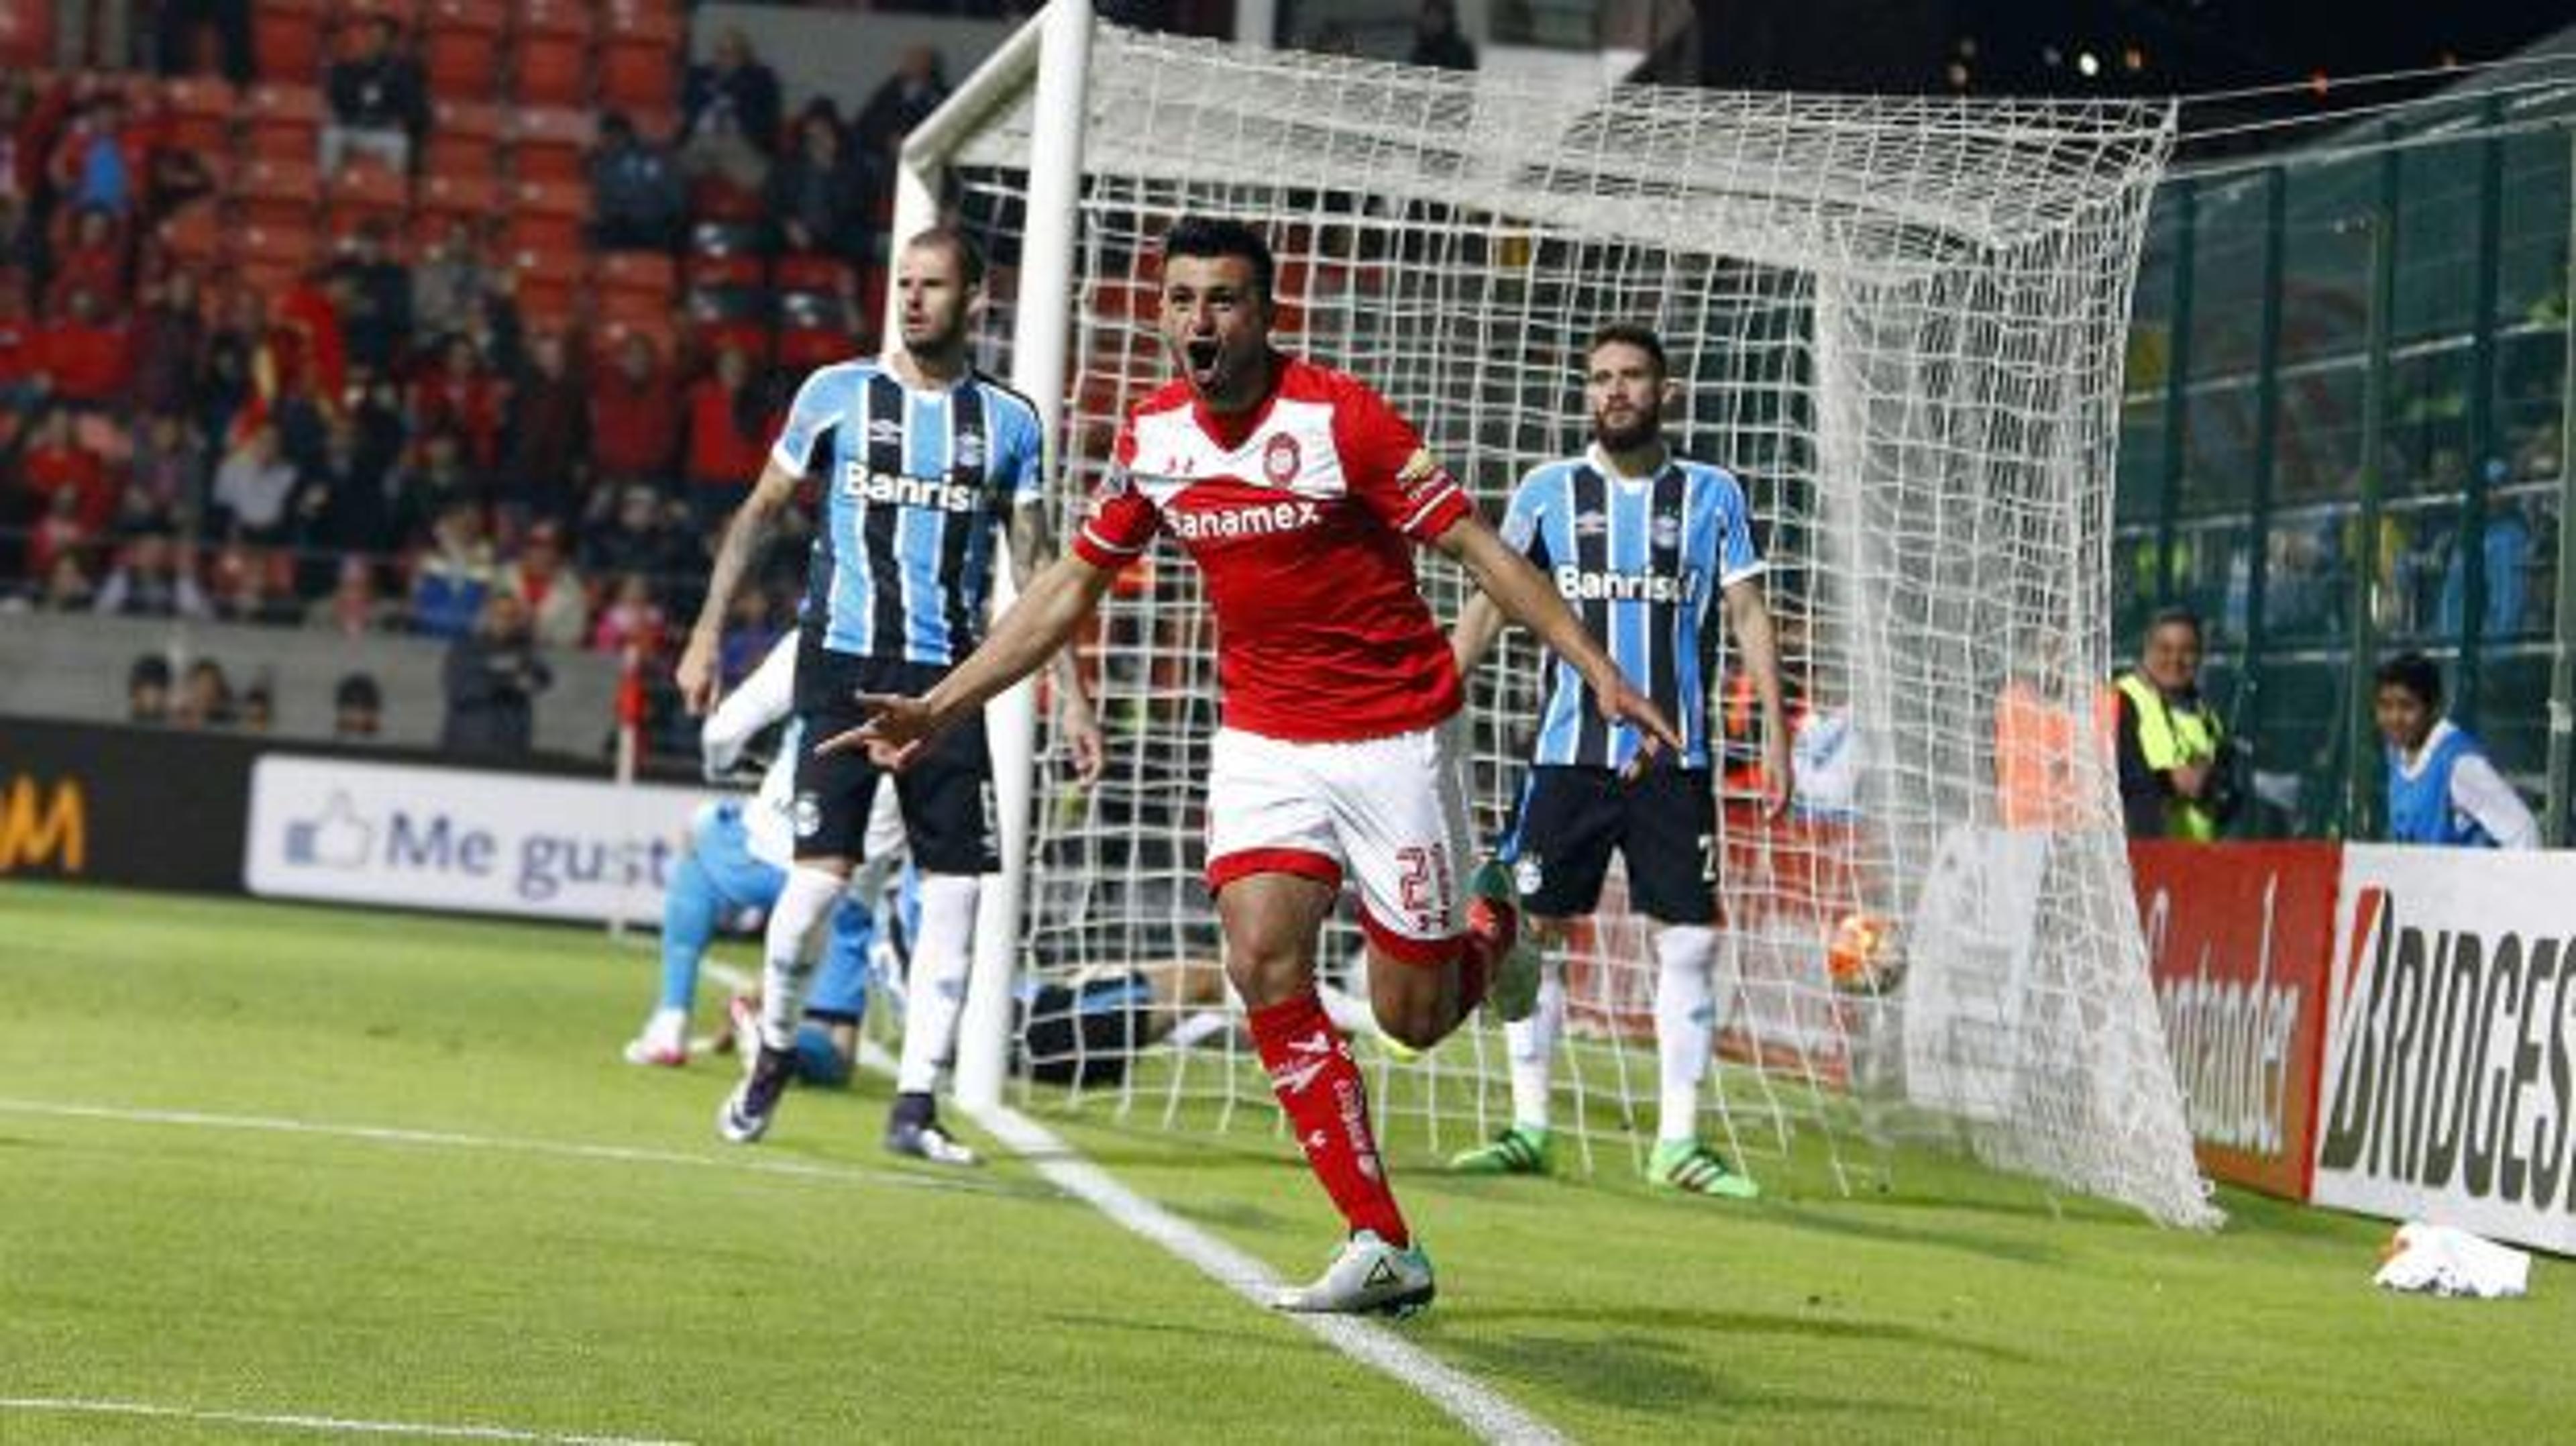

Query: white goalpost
903,1,2216,1227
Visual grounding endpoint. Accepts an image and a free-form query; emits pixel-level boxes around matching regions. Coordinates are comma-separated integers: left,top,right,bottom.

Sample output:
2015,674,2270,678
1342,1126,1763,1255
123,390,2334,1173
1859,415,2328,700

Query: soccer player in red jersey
837,217,1678,1315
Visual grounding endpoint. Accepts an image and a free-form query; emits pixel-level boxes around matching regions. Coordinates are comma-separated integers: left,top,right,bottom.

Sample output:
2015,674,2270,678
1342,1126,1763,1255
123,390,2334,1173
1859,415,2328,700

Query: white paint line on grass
968,1101,1570,1446
0,1396,685,1443
0,1098,1006,1198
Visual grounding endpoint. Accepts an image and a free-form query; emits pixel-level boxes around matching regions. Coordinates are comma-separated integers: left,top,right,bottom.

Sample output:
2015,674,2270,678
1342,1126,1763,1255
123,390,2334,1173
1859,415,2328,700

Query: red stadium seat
773,254,854,298
0,1,53,70
777,325,857,372
685,253,763,291
233,156,321,231
417,170,500,223
511,0,594,109
688,174,765,225
597,7,684,114
161,76,240,157
690,317,773,367
154,201,229,274
324,160,411,240
502,178,588,258
252,0,327,82
236,221,323,293
598,250,678,304
423,99,504,178
242,82,326,162
504,245,586,329
598,314,681,368
420,0,506,101
327,0,418,42
508,107,596,185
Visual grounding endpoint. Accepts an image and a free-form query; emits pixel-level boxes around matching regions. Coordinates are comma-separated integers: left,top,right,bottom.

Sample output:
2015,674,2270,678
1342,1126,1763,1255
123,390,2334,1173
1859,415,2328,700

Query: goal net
921,17,2213,1227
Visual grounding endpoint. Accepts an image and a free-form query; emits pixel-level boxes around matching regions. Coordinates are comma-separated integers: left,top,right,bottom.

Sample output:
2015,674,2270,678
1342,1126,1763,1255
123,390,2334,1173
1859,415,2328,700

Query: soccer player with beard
1448,322,1789,1198
837,217,1680,1316
676,227,1104,1164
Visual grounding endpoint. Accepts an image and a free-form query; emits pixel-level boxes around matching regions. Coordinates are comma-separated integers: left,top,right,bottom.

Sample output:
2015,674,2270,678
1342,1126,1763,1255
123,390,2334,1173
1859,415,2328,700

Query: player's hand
2171,760,2212,800
820,690,943,771
1059,694,1107,787
674,631,720,715
1762,730,1794,820
1594,672,1684,758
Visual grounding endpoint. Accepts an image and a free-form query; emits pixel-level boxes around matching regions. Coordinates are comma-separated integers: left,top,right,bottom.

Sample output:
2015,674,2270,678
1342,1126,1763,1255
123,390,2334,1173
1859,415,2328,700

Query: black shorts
1503,763,1717,925
792,639,1000,874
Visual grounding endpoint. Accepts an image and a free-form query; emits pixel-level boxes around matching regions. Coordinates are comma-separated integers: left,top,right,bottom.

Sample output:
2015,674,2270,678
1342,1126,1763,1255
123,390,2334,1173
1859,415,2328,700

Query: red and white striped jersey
1074,355,1472,742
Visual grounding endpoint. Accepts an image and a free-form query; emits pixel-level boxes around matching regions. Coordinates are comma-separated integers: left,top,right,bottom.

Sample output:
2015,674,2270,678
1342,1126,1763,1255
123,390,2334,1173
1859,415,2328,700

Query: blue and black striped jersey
1499,448,1764,771
771,360,1046,666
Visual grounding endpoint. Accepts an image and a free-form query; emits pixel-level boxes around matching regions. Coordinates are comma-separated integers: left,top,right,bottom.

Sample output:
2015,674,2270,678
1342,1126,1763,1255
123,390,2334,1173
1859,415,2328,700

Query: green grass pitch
3,881,2571,1443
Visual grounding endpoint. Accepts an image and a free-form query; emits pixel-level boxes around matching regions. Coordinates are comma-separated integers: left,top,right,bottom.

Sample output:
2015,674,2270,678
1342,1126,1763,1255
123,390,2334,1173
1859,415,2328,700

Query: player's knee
1375,992,1448,1051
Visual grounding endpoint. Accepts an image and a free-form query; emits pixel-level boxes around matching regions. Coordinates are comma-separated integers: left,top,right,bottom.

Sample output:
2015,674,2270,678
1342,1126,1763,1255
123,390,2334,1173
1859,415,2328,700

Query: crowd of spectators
0,13,971,755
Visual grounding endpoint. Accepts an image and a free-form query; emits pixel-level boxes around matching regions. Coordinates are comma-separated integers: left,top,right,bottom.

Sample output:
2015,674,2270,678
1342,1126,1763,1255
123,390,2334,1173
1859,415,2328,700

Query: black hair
336,672,383,710
128,654,170,688
2373,651,2443,710
1161,216,1276,300
1586,321,1668,379
903,227,987,289
2145,605,2202,641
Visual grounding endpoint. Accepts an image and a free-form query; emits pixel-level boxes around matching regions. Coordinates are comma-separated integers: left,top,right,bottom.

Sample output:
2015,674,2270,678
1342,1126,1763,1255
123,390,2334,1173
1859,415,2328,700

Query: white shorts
1204,723,1474,964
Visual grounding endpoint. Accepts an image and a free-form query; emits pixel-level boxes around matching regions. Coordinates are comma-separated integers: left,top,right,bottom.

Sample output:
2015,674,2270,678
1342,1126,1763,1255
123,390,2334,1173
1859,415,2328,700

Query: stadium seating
235,156,321,232
597,7,684,114
243,82,327,161
252,0,328,81
324,160,411,241
424,99,504,178
421,0,508,101
512,0,597,109
508,108,597,185
162,76,240,156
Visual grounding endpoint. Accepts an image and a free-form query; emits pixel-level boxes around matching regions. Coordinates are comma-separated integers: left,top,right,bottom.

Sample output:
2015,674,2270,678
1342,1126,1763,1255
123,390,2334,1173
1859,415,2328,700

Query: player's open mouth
1185,338,1222,382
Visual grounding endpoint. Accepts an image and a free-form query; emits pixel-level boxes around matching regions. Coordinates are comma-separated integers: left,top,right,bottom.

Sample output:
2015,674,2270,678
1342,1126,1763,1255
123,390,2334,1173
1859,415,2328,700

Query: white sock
1505,968,1564,1133
1654,925,1719,1145
759,866,847,1051
895,872,981,1096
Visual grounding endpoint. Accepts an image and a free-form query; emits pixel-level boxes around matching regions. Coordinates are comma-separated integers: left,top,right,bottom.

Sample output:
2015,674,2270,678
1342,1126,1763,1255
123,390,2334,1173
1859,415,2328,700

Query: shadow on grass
1750,1200,2069,1268
1428,1316,1950,1418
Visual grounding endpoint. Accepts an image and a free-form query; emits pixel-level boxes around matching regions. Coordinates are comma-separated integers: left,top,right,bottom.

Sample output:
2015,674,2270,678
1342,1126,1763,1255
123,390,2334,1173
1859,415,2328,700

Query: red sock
1248,990,1409,1247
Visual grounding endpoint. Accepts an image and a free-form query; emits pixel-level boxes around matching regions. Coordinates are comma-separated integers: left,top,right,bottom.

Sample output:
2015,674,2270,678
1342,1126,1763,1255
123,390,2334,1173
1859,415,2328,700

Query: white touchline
0,1099,1010,1198
0,1396,687,1444
841,1039,1563,1446
970,1104,1570,1446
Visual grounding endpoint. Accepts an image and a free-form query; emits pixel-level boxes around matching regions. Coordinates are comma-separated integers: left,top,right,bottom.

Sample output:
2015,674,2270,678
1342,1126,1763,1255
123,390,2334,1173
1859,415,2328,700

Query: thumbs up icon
285,792,374,868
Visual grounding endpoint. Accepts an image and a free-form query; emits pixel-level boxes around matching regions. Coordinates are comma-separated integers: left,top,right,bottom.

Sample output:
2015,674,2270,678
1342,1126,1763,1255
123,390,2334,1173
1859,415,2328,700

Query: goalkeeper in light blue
625,631,906,1078
1448,322,1786,1198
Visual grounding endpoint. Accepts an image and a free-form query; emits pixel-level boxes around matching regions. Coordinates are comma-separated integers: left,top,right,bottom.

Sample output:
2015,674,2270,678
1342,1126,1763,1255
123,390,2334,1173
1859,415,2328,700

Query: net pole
955,0,1093,1113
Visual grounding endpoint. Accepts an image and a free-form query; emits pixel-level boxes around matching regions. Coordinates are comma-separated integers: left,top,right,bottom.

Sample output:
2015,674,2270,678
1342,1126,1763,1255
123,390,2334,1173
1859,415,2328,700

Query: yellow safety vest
2115,671,2223,841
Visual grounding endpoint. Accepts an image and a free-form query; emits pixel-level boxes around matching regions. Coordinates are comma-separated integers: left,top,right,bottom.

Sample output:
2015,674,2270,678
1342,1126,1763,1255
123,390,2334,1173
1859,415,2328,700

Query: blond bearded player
834,217,1680,1316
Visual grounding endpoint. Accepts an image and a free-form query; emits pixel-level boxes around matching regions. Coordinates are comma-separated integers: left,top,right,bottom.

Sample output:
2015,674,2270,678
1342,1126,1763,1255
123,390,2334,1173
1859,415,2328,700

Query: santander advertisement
2129,841,2337,1201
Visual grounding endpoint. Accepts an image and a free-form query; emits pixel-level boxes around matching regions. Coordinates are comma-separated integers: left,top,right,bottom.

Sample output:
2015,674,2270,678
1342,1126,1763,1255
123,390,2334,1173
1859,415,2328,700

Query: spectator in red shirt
38,285,134,408
27,484,97,582
413,335,508,473
681,342,771,535
272,268,350,415
44,205,129,318
0,272,36,399
589,570,667,656
588,331,678,491
18,406,114,530
500,329,588,526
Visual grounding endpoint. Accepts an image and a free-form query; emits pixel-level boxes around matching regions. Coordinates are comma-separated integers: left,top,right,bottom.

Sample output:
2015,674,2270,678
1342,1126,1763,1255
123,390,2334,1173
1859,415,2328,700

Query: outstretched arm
676,458,800,713
1008,499,1106,786
824,550,1120,768
1725,578,1792,817
1434,511,1682,754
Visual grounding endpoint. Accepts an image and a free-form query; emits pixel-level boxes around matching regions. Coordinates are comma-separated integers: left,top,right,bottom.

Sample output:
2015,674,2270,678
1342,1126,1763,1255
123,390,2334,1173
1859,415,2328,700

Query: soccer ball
1825,912,1900,993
